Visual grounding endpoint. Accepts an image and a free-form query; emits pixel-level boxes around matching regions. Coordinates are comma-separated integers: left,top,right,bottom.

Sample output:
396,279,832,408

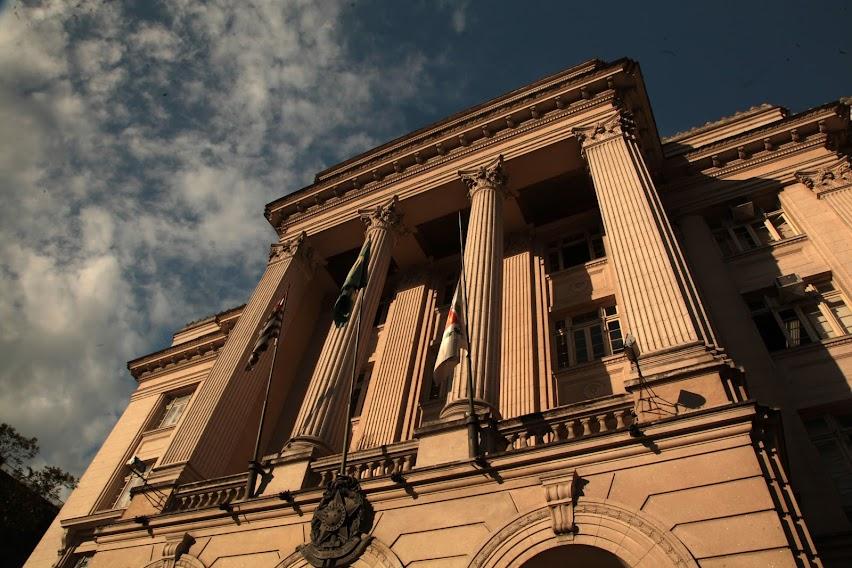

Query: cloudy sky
0,0,850,481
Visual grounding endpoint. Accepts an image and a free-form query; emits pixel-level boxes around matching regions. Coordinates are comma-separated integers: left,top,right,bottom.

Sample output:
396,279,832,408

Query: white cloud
0,0,432,477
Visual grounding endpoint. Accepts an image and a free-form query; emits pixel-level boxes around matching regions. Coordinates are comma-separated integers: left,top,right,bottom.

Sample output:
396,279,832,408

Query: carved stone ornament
572,111,636,150
795,156,852,196
269,231,314,265
298,475,375,567
541,470,582,535
360,195,403,233
458,154,508,197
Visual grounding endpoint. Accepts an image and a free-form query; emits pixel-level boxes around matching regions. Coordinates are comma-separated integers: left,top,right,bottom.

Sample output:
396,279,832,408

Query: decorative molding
268,231,318,268
360,196,403,234
541,470,582,535
795,156,852,197
572,111,636,152
458,155,508,198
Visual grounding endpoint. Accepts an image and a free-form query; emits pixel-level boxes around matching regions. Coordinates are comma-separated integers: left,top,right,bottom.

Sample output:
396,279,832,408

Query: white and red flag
433,281,468,381
245,294,287,371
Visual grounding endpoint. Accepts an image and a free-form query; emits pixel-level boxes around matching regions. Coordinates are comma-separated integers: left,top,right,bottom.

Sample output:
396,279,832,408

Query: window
552,305,623,370
803,411,852,522
746,280,852,351
545,227,605,272
711,205,798,257
113,460,150,509
157,392,192,429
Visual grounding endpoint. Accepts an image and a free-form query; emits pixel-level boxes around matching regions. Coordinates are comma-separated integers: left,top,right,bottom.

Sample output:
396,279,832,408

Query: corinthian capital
268,231,318,271
360,195,403,233
795,156,852,196
572,111,636,150
458,154,507,197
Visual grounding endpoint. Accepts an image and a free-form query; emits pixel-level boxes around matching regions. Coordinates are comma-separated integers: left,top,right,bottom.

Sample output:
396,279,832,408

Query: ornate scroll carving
360,196,403,233
298,475,374,567
572,111,636,150
795,156,852,197
541,470,582,535
458,155,507,198
160,533,195,568
268,231,317,266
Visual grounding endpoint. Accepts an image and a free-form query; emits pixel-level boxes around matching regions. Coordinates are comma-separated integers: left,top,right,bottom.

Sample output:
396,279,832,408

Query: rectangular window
552,304,623,370
803,411,852,522
545,226,606,273
157,393,192,429
746,279,852,351
711,205,798,257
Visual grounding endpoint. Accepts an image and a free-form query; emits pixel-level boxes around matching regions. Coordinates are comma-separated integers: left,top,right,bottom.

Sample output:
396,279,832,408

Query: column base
257,437,330,496
439,397,498,421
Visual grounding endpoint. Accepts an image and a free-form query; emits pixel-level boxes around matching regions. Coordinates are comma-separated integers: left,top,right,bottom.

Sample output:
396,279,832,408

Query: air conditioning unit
775,273,806,302
730,201,756,222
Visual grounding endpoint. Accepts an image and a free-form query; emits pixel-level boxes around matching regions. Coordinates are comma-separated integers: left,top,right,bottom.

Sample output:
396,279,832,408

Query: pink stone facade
26,58,852,567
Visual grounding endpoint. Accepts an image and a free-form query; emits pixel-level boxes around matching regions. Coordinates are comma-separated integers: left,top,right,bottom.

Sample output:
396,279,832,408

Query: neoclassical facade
27,58,852,567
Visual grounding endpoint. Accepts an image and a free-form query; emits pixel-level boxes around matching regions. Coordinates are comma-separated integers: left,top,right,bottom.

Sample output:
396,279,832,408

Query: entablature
265,58,663,240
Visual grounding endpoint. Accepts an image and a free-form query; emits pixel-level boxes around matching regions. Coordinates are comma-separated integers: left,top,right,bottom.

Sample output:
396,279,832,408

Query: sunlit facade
27,58,852,567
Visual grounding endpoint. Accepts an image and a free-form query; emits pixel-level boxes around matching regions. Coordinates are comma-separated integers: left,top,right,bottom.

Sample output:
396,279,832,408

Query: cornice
272,90,622,234
127,331,228,381
679,103,846,164
794,155,852,198
663,103,782,145
265,60,645,232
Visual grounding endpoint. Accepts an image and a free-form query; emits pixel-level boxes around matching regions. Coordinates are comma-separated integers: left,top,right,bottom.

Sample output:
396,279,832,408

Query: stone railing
496,395,635,453
310,440,418,488
169,472,248,512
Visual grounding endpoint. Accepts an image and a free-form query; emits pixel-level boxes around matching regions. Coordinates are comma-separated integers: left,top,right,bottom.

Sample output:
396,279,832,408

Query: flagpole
247,334,279,498
340,294,364,478
458,212,481,460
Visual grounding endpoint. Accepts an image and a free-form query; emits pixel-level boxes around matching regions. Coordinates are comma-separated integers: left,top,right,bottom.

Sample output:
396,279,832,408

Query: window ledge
771,333,852,360
547,256,608,278
724,234,807,261
141,424,177,437
553,352,627,376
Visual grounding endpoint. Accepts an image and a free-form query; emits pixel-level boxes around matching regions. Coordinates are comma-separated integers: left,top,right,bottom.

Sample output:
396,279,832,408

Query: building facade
26,58,852,567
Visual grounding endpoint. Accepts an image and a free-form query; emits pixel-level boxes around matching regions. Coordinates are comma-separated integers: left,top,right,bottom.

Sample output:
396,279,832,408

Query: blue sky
0,0,849,480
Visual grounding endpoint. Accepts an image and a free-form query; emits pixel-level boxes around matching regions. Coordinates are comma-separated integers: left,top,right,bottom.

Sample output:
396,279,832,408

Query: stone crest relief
298,475,374,567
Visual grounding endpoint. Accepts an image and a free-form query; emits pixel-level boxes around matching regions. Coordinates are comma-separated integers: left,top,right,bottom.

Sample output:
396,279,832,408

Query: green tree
0,423,77,503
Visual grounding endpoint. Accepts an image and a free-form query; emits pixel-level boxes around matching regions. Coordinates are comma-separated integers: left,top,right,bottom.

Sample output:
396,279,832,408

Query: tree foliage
0,423,77,504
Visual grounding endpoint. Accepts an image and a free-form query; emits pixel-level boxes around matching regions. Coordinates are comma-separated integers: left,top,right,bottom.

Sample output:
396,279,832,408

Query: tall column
441,156,507,419
356,275,428,449
499,235,538,419
572,112,715,356
156,232,317,482
287,197,402,453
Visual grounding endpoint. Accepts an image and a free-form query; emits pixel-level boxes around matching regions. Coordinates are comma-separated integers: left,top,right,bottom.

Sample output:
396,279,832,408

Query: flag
333,238,371,327
433,280,467,381
245,294,286,371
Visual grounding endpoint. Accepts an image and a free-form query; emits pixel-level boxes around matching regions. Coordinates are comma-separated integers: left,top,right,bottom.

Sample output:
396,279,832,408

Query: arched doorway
521,545,628,568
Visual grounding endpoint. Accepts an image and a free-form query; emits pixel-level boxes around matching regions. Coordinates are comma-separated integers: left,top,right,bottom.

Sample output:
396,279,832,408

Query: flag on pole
433,280,468,381
245,294,287,371
333,238,371,327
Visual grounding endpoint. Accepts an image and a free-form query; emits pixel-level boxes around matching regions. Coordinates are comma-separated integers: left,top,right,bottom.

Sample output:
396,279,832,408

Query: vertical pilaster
499,236,538,419
156,232,317,481
441,156,507,419
356,276,428,449
573,113,714,356
288,197,402,453
791,157,852,297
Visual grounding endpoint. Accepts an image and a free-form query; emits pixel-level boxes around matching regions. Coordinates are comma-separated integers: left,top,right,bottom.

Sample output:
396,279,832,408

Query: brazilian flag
332,238,371,327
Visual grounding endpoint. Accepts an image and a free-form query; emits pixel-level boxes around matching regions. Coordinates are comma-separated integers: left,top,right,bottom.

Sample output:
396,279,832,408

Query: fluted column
573,112,714,355
441,156,507,419
356,274,428,449
499,235,538,419
156,232,317,481
287,197,402,453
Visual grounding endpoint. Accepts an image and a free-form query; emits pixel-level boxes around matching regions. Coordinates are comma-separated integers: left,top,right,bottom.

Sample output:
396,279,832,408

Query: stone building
26,58,852,567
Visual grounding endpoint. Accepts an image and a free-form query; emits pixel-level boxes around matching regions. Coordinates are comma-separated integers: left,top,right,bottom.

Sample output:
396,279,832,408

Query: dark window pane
733,226,755,250
608,320,624,352
561,241,591,268
752,312,787,351
574,330,588,362
590,325,605,359
751,221,773,245
573,311,599,325
547,251,560,273
591,234,605,258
